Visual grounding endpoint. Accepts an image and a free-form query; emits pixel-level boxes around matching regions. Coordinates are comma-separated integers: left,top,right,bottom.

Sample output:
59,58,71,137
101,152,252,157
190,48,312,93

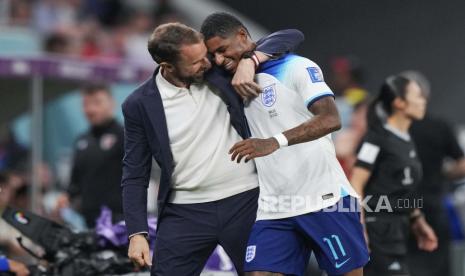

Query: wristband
0,256,9,272
242,51,259,69
251,53,260,68
273,133,288,148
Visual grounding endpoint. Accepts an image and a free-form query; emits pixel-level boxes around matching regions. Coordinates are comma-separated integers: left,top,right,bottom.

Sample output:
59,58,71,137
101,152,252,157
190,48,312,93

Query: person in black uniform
350,75,438,276
65,83,124,228
401,71,465,276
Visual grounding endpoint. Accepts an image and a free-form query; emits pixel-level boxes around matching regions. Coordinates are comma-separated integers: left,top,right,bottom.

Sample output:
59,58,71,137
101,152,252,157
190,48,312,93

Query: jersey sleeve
289,58,334,108
355,132,383,171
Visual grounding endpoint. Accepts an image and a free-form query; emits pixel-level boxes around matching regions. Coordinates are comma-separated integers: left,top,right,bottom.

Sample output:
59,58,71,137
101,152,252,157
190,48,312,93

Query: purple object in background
0,55,152,82
95,207,235,273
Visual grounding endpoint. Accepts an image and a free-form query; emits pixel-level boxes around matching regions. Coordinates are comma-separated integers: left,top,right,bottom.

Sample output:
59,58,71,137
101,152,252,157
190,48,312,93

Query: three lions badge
245,245,256,263
261,84,276,107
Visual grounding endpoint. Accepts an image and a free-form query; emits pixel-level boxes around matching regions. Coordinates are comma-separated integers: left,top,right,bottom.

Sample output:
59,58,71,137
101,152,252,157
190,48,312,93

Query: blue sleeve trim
340,187,349,197
304,92,334,108
0,256,9,272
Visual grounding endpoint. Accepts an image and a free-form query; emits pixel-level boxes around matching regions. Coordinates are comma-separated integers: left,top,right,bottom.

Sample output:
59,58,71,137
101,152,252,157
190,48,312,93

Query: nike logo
335,258,351,269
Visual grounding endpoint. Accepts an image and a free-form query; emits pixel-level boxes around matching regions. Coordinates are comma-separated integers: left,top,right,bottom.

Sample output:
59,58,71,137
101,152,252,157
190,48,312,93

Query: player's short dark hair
200,12,250,41
81,83,111,96
147,22,203,64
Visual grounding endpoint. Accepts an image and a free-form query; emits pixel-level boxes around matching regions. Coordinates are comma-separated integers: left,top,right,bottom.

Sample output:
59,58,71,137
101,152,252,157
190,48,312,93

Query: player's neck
386,114,412,133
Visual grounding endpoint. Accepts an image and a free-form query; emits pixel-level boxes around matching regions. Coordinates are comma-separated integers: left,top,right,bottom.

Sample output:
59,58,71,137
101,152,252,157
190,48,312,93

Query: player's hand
128,234,152,268
232,58,261,101
8,259,30,276
229,138,279,163
411,216,438,252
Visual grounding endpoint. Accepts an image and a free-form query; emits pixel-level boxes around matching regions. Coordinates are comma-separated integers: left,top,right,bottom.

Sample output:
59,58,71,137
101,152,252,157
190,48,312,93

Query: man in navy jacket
122,22,303,275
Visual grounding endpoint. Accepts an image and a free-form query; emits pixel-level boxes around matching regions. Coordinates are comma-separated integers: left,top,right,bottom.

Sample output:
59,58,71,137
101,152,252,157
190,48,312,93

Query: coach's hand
232,58,261,100
128,234,152,268
229,138,279,163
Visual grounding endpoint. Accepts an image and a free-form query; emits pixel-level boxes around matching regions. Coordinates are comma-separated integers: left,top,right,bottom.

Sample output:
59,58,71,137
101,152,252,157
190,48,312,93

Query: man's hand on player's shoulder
229,138,279,163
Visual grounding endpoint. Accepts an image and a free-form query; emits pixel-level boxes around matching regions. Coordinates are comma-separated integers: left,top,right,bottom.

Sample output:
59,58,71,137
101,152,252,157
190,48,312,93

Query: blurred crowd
4,0,186,66
0,2,465,275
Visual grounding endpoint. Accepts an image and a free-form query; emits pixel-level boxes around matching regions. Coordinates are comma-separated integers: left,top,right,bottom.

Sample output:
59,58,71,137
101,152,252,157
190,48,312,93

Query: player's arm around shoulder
232,29,305,100
228,97,340,163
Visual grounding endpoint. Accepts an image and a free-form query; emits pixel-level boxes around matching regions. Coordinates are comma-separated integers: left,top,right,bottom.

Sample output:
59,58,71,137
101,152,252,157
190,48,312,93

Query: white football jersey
246,54,359,220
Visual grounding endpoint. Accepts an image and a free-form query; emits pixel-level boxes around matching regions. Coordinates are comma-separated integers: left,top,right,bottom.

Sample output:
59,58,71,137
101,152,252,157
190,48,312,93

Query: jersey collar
383,124,411,142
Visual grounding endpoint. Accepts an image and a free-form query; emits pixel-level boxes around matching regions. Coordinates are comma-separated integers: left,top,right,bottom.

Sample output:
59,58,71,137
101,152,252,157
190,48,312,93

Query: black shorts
364,214,411,276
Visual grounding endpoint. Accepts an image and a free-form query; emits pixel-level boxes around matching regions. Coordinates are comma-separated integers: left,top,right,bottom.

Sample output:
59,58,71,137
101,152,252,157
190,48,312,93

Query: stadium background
0,0,464,275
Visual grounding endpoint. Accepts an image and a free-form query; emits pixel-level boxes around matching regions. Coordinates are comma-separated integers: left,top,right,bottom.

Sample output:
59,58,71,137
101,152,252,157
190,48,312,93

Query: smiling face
205,28,250,73
171,42,212,83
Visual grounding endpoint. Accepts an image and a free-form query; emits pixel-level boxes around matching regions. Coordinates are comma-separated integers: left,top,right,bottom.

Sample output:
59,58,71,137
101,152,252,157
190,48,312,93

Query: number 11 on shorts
323,235,346,260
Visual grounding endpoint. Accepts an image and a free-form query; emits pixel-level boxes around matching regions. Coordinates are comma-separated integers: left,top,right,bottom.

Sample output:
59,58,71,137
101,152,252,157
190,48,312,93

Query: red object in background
81,44,100,59
337,157,352,178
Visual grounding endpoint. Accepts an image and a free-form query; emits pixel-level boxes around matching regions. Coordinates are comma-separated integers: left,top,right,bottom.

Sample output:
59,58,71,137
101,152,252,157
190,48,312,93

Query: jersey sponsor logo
77,139,88,150
100,134,117,150
307,67,324,83
245,245,256,263
261,84,277,107
357,142,380,164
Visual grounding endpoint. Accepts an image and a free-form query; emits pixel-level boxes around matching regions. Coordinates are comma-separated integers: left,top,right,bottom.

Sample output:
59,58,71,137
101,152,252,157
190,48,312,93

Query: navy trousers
151,188,259,276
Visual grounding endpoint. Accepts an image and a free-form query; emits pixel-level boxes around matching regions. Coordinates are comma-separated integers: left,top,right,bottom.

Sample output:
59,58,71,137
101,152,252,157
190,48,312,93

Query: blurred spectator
153,0,184,26
0,172,34,259
63,83,124,228
7,162,54,216
0,131,28,172
32,0,79,34
334,100,369,176
43,32,71,55
401,71,465,276
81,0,124,28
78,20,105,59
329,56,369,129
6,0,187,66
9,0,32,27
124,11,154,67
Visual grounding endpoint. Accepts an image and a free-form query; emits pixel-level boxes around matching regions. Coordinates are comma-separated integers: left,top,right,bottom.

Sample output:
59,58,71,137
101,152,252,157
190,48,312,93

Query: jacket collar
141,67,173,167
